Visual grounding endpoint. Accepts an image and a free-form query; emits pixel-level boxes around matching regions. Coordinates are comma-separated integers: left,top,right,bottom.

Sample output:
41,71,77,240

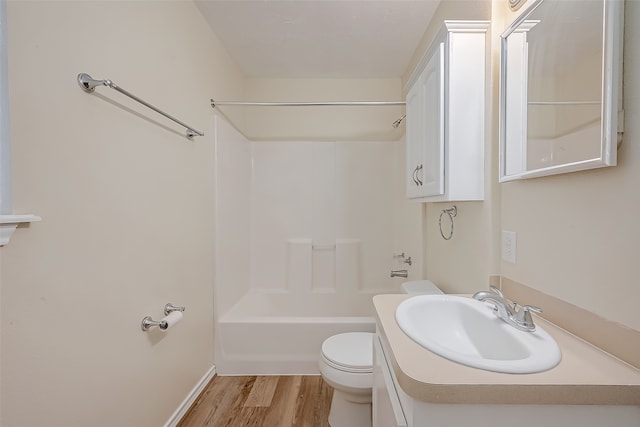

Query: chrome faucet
472,286,542,332
390,269,408,278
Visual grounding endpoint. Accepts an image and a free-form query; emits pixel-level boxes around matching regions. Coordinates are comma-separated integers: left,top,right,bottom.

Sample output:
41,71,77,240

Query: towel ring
439,206,457,240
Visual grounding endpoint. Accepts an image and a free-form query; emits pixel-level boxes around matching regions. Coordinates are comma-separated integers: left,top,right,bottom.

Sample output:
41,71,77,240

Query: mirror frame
499,0,624,182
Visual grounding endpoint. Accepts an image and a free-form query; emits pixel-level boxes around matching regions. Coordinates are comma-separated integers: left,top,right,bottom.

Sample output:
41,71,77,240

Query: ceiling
194,1,441,79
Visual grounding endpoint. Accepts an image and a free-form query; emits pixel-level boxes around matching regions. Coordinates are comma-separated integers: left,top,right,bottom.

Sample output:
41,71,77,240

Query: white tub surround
213,116,416,375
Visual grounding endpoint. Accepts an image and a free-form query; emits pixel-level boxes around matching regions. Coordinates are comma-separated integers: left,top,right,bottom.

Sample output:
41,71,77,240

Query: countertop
373,294,640,405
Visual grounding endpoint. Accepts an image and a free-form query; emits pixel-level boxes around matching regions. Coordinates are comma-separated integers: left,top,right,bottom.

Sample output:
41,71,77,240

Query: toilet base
328,389,372,427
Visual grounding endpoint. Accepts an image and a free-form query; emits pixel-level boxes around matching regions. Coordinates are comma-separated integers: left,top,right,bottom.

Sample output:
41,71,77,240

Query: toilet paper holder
141,303,185,331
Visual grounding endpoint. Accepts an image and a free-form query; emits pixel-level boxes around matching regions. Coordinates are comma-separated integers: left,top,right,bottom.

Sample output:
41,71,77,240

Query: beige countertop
373,294,640,405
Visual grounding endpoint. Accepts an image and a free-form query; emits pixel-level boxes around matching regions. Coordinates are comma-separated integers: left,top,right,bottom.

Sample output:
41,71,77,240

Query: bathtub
214,291,378,375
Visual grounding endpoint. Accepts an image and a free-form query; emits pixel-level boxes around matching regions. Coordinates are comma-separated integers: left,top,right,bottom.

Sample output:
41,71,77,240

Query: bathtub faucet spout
390,269,408,278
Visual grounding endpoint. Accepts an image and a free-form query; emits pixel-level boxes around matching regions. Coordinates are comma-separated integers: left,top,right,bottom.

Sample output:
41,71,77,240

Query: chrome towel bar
78,73,204,140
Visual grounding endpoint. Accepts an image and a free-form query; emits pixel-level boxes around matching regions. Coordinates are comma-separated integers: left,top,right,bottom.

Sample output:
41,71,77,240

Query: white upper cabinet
405,21,488,202
406,42,444,199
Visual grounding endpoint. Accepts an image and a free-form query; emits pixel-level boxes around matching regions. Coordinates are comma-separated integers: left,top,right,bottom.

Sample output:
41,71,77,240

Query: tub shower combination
216,291,377,374
213,116,406,375
215,239,380,375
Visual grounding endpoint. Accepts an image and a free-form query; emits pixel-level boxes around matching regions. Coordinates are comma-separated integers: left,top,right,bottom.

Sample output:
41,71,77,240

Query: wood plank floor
177,376,333,427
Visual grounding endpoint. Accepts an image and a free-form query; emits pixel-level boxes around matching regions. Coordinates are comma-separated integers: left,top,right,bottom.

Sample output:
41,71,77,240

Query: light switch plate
502,230,517,264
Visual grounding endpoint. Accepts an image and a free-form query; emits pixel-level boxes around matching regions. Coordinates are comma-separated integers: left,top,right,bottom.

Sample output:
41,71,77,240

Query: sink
395,295,561,374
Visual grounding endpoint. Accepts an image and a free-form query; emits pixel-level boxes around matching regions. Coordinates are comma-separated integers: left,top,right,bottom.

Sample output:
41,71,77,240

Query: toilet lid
321,332,373,373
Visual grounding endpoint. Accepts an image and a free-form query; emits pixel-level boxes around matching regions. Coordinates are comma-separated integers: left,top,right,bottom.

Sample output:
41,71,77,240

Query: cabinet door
373,336,408,427
420,42,445,197
405,75,424,198
406,42,445,199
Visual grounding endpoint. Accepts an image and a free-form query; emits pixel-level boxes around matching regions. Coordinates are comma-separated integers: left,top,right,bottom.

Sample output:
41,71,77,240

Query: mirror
499,0,624,181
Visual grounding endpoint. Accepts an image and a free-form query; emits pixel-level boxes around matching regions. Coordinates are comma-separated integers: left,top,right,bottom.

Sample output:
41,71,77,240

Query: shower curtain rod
211,100,406,107
210,99,407,127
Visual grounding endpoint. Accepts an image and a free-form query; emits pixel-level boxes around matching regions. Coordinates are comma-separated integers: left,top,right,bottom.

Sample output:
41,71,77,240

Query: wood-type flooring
177,375,333,427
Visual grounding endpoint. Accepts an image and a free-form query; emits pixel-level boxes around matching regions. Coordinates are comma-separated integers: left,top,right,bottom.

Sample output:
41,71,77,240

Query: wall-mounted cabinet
405,21,488,202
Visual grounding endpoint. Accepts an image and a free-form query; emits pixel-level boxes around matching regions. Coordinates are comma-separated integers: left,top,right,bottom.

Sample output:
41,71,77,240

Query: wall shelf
0,214,41,246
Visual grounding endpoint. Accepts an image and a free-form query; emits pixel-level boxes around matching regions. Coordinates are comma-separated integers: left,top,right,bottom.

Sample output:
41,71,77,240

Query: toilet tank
401,280,443,295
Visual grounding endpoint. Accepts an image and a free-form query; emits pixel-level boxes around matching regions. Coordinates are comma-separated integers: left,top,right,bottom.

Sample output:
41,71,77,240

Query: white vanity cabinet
374,329,640,427
405,21,488,202
373,335,407,427
373,294,640,427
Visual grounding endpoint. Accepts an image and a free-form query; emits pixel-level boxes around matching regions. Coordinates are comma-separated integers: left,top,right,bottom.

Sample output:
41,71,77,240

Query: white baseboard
164,365,216,427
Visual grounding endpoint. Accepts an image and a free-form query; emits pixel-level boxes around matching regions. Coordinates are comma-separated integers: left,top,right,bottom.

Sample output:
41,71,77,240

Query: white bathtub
214,291,377,375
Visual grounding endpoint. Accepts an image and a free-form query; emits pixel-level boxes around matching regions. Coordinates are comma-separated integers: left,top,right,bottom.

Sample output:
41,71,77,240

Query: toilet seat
321,332,373,373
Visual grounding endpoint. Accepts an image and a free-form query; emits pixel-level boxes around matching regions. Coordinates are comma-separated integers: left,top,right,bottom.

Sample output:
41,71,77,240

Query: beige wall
1,1,244,426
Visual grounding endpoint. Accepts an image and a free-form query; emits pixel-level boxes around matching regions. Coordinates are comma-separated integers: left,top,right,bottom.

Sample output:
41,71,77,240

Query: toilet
319,280,443,427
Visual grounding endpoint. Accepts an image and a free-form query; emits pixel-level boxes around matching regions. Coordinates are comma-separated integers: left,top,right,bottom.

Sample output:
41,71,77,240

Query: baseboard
164,365,216,427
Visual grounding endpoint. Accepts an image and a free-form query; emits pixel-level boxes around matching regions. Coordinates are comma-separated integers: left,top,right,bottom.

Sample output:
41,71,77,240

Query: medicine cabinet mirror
499,0,624,181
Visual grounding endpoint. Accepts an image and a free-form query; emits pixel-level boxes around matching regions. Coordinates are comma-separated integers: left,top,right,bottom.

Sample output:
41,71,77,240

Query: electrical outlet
502,230,517,264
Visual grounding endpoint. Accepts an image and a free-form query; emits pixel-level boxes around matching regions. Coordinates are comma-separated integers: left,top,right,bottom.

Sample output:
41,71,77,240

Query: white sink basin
395,295,561,374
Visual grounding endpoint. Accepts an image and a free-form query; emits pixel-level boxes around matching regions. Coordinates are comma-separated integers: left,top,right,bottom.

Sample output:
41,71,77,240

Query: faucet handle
393,252,412,266
514,305,542,330
519,305,542,314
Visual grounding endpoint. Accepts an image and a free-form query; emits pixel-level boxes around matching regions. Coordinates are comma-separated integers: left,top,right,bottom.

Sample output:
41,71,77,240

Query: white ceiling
194,1,441,79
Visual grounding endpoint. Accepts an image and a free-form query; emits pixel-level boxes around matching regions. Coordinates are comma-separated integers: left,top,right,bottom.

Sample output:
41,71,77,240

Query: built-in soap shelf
0,214,41,246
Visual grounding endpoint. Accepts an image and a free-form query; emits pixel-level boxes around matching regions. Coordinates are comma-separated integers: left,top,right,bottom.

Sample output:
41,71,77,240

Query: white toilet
319,280,443,427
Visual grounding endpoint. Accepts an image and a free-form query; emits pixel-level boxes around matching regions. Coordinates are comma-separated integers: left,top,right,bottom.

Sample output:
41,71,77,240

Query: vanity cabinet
374,329,640,427
373,335,407,427
373,294,640,427
405,21,487,202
